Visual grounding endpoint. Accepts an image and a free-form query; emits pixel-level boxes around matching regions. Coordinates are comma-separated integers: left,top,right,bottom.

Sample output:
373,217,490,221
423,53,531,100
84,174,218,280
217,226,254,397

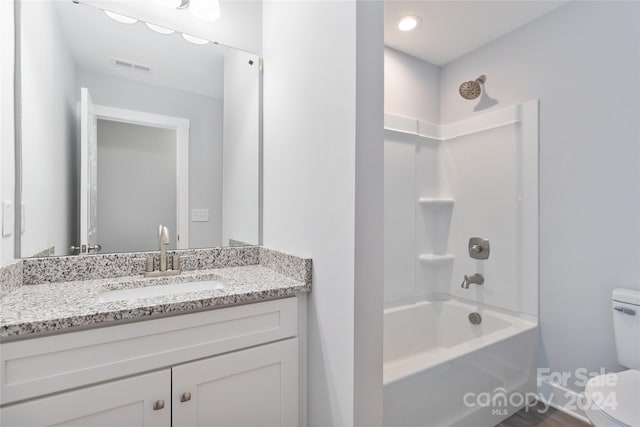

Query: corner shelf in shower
418,198,455,207
419,254,454,264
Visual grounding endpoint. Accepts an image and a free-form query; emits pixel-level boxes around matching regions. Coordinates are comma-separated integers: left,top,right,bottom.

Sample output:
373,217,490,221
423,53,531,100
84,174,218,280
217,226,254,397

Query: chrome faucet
461,273,484,289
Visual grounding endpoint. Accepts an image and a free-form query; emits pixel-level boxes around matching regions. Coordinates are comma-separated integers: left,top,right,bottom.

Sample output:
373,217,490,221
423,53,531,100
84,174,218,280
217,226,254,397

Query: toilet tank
612,288,640,370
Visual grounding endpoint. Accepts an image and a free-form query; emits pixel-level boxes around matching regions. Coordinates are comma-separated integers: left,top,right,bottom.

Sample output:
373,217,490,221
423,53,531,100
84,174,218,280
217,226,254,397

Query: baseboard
537,377,591,424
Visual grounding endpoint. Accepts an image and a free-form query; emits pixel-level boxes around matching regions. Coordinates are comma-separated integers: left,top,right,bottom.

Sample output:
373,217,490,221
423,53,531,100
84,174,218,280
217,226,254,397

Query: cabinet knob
153,400,165,410
180,392,192,402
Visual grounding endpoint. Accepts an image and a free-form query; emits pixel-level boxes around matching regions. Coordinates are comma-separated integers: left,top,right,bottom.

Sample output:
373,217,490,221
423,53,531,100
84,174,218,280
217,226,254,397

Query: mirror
17,0,260,257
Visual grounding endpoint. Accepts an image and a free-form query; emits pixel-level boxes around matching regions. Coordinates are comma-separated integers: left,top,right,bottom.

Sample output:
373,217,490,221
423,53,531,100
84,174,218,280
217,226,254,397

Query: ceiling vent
112,58,151,73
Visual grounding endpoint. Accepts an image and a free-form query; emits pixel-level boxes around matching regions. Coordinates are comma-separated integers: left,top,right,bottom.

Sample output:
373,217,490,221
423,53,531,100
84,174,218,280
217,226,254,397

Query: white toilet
584,289,640,427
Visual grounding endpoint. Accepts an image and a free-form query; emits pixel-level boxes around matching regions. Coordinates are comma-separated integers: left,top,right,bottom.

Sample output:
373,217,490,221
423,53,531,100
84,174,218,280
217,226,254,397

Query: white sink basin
96,280,225,303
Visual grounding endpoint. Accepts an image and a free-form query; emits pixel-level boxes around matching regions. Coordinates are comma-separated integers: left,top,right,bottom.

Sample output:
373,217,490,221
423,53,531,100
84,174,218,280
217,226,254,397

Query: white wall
0,0,15,265
439,0,640,395
21,0,78,257
77,69,224,249
262,1,383,425
222,48,260,246
354,2,384,424
384,48,440,305
384,47,440,124
97,121,176,253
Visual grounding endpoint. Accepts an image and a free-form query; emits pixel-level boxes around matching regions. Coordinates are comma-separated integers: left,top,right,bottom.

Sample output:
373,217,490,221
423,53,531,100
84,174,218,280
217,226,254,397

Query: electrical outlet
2,201,14,237
191,209,209,222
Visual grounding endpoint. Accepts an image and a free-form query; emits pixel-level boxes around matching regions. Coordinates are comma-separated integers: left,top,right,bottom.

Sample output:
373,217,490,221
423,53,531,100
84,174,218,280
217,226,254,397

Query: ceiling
52,1,237,98
82,0,263,55
385,0,569,65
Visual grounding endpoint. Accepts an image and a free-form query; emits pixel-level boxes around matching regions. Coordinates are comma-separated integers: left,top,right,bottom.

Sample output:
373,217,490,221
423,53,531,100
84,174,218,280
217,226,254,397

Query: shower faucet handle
468,237,490,260
470,245,483,254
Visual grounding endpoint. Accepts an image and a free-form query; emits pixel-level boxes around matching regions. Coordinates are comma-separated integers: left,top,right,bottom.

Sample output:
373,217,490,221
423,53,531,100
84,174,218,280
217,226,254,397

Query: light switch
191,209,209,222
2,201,14,237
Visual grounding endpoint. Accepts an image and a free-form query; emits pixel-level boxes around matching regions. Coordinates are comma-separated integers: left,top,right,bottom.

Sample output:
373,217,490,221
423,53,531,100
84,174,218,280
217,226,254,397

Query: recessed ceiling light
396,16,421,32
182,33,210,45
104,10,138,24
145,23,175,35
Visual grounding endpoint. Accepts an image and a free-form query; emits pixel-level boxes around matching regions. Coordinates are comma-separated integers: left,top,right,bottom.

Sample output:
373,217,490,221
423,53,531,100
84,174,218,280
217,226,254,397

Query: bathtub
383,298,538,427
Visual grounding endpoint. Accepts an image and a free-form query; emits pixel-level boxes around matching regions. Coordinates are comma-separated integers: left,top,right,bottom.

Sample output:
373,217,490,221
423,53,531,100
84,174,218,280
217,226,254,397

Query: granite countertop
0,264,310,340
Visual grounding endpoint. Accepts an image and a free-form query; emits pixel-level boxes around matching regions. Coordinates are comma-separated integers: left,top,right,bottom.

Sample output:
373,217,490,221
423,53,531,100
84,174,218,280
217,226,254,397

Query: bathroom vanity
1,1,310,425
0,247,311,427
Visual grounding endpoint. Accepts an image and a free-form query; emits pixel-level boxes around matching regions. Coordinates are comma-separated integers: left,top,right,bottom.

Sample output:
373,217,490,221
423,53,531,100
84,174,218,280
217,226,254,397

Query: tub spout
461,273,484,289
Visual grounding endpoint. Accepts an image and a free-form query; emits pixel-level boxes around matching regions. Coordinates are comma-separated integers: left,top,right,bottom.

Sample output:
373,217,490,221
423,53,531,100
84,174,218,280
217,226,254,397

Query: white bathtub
383,299,538,427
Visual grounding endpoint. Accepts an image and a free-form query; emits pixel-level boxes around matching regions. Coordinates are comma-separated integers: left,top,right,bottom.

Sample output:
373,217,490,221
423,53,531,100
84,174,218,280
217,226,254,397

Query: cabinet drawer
1,297,298,405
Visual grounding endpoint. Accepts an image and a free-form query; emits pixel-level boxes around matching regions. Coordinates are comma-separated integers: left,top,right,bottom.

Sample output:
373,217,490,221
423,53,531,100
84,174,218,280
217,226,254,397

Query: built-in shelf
419,254,454,264
418,198,455,207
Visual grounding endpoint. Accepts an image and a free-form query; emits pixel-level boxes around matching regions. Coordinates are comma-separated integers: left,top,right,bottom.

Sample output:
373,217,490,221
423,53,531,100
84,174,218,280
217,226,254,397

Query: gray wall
97,120,176,253
439,0,640,395
77,69,224,248
20,1,78,257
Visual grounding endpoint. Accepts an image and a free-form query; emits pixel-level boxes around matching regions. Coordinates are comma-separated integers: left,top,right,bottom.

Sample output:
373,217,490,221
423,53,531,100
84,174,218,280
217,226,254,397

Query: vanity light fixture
104,10,138,24
189,0,220,22
145,23,176,35
396,15,421,32
182,33,210,45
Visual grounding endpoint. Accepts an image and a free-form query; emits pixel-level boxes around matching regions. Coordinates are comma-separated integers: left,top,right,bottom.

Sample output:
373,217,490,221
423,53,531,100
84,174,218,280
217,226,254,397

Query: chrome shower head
459,75,486,100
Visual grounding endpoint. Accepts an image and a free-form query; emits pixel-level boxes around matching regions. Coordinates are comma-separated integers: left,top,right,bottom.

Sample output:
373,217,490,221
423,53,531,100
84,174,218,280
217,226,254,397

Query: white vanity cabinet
172,339,298,427
0,297,304,427
0,369,171,427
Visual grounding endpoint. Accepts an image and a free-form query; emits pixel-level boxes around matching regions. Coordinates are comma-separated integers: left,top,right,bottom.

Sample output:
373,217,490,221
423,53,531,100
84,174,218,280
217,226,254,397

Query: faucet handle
145,255,155,272
133,257,155,273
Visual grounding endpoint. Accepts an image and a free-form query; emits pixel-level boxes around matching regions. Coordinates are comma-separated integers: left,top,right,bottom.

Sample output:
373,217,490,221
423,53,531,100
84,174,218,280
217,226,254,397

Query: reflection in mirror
18,0,260,257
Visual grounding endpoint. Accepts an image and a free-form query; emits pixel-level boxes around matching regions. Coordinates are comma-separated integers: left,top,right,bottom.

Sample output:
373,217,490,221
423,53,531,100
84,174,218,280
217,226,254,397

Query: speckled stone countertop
0,247,312,340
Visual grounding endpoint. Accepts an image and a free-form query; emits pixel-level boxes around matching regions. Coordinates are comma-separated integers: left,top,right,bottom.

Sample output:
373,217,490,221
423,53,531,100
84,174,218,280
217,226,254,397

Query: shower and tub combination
383,81,539,426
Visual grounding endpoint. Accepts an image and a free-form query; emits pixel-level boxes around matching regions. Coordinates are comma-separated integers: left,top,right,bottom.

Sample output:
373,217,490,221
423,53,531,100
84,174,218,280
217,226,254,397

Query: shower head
459,75,486,100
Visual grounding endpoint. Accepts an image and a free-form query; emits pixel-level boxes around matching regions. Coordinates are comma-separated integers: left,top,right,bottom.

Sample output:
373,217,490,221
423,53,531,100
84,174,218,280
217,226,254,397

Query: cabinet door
172,338,298,427
0,369,171,427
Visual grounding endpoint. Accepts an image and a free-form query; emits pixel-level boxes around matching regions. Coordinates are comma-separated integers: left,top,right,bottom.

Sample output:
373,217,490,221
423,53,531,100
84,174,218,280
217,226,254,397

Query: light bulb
182,33,210,45
104,10,138,24
145,23,175,34
397,16,421,32
189,0,220,22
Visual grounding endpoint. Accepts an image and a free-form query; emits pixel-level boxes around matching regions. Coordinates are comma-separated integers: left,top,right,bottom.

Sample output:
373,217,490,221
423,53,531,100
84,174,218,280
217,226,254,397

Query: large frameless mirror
17,0,260,257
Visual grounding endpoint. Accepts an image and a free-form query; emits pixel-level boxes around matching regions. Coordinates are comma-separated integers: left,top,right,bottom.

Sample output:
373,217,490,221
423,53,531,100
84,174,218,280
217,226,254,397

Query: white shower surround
383,101,539,426
384,100,538,315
